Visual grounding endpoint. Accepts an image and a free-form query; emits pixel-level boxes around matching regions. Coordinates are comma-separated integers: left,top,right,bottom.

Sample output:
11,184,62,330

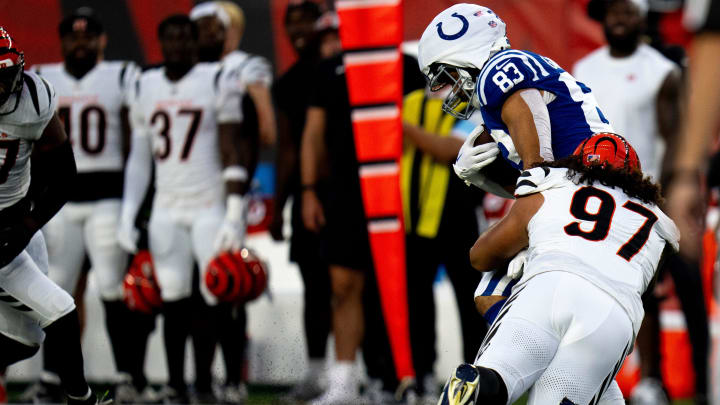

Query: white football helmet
418,4,510,119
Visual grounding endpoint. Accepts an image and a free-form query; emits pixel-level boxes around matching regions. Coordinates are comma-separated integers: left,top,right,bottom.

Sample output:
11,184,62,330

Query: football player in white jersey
439,133,679,405
189,2,273,402
118,15,248,402
574,2,709,404
0,27,106,405
30,10,154,402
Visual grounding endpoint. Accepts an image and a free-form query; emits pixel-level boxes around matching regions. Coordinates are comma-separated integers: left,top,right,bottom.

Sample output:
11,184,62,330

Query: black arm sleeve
28,139,77,229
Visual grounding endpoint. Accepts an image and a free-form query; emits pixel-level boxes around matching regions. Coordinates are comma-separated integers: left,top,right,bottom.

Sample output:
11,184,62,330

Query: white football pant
43,200,128,300
148,203,224,305
0,232,75,346
475,271,634,405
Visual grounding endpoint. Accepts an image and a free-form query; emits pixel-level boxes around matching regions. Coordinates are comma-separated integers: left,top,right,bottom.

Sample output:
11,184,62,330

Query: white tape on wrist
223,166,249,182
226,194,246,222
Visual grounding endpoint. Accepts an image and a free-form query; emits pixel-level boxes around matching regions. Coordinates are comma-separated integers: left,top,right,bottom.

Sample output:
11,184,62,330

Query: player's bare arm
300,106,327,232
500,89,547,169
270,111,296,241
402,122,463,163
218,122,248,195
469,192,542,271
656,68,682,176
247,83,277,146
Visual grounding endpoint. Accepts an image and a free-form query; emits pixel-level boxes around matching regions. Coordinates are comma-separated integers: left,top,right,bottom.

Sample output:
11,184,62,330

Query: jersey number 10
58,106,106,155
563,186,658,261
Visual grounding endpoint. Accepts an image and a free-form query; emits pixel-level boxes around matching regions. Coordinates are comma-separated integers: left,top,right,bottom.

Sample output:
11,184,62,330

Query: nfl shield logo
586,154,601,163
488,20,497,28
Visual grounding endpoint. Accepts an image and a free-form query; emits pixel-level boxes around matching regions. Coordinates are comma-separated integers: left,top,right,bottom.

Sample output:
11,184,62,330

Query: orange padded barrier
344,50,403,106
358,164,403,218
352,107,402,162
337,0,402,49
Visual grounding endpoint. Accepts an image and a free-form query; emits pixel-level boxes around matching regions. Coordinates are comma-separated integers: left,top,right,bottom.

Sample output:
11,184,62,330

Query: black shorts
320,184,374,272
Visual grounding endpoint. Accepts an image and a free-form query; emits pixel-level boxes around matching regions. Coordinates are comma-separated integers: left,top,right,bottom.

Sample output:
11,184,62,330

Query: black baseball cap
58,7,104,37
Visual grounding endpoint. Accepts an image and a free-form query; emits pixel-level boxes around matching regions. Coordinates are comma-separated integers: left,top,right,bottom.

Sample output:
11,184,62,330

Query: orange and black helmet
0,27,24,105
573,132,641,173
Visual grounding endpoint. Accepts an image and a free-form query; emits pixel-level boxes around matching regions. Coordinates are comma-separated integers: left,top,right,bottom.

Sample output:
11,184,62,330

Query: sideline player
117,15,248,402
30,9,154,402
189,3,271,402
0,27,105,405
440,134,679,405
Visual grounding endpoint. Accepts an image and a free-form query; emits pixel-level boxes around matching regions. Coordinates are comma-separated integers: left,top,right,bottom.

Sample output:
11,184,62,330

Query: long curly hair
534,155,663,206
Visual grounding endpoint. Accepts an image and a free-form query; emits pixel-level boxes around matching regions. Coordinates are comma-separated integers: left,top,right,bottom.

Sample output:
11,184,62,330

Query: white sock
333,361,355,391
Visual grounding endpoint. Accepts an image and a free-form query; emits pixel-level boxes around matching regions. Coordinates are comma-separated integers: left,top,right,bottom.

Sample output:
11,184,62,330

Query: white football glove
507,249,528,280
117,220,139,254
214,194,247,254
453,125,500,188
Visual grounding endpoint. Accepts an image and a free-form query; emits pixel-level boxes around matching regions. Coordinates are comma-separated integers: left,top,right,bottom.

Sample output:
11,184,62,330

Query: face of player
603,0,644,55
318,31,342,59
160,23,197,71
61,30,102,72
196,16,226,62
285,9,317,55
0,65,20,106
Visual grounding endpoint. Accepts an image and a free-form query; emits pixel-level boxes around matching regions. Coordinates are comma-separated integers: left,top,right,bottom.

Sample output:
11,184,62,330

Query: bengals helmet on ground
205,248,268,303
573,133,641,173
0,27,25,107
123,250,162,314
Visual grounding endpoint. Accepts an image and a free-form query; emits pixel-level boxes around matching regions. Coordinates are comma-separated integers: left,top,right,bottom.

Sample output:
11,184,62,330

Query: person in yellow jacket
401,89,488,402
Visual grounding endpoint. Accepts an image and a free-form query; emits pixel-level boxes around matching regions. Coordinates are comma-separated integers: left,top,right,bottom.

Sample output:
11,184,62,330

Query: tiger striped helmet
0,27,24,105
573,133,641,173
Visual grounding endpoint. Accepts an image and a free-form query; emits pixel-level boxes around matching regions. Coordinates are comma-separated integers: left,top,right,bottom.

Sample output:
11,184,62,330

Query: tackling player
440,134,679,405
117,15,248,402
30,9,153,402
0,27,105,405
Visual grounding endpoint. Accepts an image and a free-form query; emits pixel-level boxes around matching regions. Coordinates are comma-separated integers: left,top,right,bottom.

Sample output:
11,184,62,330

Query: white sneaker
310,386,364,405
630,378,669,405
222,383,249,404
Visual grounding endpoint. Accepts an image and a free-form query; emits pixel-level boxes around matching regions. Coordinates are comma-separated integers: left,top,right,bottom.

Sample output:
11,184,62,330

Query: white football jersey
32,61,138,173
573,45,676,179
0,72,57,209
517,167,679,334
222,50,272,90
131,63,243,209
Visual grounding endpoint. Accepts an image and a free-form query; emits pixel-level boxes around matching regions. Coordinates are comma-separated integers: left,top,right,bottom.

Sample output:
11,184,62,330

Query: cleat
438,364,480,405
17,380,64,404
67,389,113,405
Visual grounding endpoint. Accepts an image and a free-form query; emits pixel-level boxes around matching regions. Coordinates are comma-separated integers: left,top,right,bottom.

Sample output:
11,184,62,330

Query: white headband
190,2,231,29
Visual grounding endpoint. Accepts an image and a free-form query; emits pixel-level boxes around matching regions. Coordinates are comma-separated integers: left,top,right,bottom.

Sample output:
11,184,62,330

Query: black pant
406,224,487,381
641,253,710,398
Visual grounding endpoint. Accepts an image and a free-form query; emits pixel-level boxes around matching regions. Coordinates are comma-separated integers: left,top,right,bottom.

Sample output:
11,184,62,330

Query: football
472,127,520,191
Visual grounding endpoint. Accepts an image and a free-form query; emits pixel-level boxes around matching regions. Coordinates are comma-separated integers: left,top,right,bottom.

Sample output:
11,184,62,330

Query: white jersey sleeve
216,64,244,124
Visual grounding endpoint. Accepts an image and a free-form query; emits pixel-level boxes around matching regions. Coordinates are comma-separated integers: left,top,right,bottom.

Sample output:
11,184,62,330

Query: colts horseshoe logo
436,12,469,40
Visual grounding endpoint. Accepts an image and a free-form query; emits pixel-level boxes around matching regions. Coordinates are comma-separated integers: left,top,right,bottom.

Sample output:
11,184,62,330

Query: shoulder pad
514,166,568,197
